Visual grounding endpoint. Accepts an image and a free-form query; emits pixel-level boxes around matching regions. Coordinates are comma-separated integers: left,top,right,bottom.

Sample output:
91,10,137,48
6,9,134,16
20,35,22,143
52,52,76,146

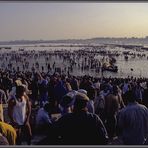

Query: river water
0,43,148,78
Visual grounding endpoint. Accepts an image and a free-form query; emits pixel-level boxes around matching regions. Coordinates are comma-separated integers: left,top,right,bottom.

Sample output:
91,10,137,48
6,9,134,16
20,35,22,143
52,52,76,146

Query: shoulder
24,94,30,102
137,104,148,112
37,108,43,114
138,103,147,109
0,89,4,93
54,113,73,127
86,112,102,123
119,105,128,114
8,97,16,105
57,113,73,122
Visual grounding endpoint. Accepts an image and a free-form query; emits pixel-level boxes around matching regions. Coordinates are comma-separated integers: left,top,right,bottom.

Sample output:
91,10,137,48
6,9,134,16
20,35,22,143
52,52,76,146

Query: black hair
74,98,87,111
124,90,136,103
112,85,119,95
43,103,52,113
60,95,73,108
16,85,25,97
87,86,96,100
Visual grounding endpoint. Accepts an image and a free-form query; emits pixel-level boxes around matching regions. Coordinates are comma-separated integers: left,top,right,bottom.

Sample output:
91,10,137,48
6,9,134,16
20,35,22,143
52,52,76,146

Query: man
0,88,7,122
87,86,96,114
0,121,17,145
117,90,148,145
8,85,32,145
59,95,74,115
36,102,52,134
54,92,108,145
37,73,48,107
104,85,124,139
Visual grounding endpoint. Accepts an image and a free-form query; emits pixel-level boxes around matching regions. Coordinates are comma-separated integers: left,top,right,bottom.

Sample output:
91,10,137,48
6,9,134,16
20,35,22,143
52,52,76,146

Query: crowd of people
0,67,147,145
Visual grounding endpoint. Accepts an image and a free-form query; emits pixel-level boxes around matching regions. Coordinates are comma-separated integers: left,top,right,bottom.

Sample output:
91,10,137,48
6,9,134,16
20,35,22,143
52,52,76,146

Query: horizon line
1,36,148,42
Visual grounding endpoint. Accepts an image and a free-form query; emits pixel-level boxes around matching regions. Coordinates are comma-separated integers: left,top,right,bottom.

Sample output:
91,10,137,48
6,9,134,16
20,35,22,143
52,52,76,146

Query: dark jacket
54,111,108,145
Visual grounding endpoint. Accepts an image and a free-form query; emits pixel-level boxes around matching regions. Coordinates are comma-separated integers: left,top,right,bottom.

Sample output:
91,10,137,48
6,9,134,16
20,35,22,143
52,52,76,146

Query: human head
87,86,96,100
60,95,73,108
43,103,52,114
112,85,119,95
16,85,26,97
124,90,136,103
73,93,89,112
77,89,87,95
102,84,109,92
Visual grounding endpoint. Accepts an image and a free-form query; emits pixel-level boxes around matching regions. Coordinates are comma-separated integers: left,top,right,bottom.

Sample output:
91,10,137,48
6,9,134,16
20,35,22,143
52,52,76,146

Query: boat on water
109,57,117,64
102,62,118,72
19,48,25,51
6,47,11,49
102,65,118,72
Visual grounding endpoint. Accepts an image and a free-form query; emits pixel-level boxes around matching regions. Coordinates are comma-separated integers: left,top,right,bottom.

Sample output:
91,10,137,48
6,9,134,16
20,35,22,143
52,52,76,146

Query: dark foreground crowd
0,69,148,145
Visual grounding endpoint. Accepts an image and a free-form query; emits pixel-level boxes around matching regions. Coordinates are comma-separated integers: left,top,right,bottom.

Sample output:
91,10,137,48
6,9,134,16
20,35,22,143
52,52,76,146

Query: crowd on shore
0,67,147,145
0,44,148,145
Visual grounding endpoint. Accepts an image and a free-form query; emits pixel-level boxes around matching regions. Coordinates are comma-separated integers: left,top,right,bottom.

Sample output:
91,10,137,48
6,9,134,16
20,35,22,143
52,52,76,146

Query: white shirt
13,97,27,125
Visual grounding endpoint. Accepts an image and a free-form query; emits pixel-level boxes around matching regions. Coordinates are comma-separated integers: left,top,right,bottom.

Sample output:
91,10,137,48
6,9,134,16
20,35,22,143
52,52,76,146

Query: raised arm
8,99,16,125
24,94,31,125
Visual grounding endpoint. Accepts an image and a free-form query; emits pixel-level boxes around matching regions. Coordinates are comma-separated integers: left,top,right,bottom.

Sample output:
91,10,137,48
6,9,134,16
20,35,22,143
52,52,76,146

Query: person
0,88,7,104
30,73,39,107
1,73,12,100
36,102,52,134
104,85,123,139
37,73,48,107
0,121,17,145
77,89,87,95
8,79,22,100
134,82,144,104
70,76,79,91
8,85,32,145
87,86,96,114
143,82,148,108
54,92,108,145
0,88,7,122
54,74,70,104
59,94,74,115
121,79,130,105
48,75,59,112
117,90,148,145
122,79,129,95
0,133,9,145
94,90,106,123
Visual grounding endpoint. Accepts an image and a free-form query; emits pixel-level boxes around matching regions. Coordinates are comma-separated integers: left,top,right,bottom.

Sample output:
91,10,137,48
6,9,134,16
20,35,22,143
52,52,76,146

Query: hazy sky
0,2,148,41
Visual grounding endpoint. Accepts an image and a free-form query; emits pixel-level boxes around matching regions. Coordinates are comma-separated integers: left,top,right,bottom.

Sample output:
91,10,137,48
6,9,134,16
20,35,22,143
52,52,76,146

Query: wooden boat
102,65,118,72
4,47,11,50
101,60,118,73
19,48,24,51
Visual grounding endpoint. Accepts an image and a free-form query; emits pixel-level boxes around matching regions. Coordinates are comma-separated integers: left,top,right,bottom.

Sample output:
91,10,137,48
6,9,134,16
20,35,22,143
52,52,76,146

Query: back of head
124,90,136,103
87,86,96,100
16,85,25,97
43,102,52,113
112,85,119,95
60,95,73,108
74,93,89,112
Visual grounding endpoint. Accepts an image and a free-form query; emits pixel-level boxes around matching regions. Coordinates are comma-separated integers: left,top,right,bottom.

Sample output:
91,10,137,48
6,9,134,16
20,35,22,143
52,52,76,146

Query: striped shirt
118,102,148,144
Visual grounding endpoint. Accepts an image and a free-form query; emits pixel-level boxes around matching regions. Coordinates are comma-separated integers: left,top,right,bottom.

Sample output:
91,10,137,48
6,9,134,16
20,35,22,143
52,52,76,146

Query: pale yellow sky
0,3,148,41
